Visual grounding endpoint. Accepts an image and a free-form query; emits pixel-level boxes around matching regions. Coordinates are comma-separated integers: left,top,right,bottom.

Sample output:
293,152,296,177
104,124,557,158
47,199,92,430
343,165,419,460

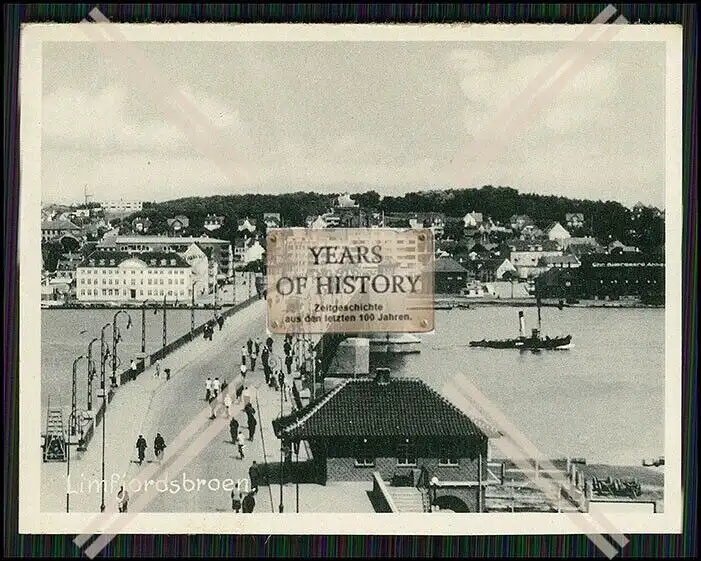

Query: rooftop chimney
374,368,391,385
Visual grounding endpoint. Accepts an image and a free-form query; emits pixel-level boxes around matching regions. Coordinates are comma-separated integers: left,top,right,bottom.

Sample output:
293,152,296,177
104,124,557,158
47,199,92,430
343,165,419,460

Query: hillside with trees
121,186,664,253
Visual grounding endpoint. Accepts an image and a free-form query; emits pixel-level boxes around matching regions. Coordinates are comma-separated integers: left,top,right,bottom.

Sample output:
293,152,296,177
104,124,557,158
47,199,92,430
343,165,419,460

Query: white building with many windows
75,250,192,303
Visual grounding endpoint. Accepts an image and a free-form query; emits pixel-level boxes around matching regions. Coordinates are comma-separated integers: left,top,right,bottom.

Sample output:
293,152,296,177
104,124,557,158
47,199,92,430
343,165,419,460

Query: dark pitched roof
272,376,489,440
433,257,468,274
41,219,81,231
79,250,189,268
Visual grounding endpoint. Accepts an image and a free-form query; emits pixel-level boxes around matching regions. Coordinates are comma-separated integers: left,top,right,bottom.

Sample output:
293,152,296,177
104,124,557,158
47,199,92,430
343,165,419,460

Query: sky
39,38,667,208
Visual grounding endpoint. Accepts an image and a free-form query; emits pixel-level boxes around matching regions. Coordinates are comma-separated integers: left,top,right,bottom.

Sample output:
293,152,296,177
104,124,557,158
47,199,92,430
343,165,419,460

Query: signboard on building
266,228,435,334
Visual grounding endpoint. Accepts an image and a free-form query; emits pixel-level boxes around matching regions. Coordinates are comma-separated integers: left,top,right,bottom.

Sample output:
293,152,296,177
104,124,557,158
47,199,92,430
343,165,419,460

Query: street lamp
191,280,200,333
67,355,86,513
111,310,133,389
140,299,160,354
86,338,99,412
99,322,111,513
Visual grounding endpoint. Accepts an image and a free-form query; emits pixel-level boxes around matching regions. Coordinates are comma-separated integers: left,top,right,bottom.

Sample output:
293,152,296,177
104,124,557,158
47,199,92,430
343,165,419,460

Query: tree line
128,186,663,252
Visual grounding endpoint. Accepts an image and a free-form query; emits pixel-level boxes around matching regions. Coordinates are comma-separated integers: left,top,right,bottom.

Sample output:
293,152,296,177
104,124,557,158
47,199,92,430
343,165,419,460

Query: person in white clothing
205,377,212,401
242,385,251,406
223,393,233,418
212,377,221,398
236,430,246,459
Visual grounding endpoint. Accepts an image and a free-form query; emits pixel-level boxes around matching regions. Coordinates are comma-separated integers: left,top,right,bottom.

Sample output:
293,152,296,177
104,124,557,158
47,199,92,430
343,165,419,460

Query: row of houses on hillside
130,213,281,236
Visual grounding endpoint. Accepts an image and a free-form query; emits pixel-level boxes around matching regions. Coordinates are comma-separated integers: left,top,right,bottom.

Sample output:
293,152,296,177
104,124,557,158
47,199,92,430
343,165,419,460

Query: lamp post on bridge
191,280,200,334
86,338,99,412
67,354,86,513
111,310,133,389
140,299,163,355
99,322,112,513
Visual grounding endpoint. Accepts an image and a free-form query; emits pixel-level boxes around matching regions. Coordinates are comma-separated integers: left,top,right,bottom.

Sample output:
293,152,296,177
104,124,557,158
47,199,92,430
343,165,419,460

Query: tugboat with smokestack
469,296,573,351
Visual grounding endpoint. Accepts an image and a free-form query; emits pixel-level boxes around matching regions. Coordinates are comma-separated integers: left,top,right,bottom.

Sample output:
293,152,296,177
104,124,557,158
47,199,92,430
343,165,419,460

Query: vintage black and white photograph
19,19,682,539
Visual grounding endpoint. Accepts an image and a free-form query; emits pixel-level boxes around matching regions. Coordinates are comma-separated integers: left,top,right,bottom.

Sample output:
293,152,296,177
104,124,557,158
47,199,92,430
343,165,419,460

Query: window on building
438,443,460,466
354,439,375,467
396,439,417,467
80,289,85,295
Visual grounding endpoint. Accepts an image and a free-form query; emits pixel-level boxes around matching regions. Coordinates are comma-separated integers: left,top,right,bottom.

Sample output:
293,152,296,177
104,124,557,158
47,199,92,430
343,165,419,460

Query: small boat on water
469,300,573,351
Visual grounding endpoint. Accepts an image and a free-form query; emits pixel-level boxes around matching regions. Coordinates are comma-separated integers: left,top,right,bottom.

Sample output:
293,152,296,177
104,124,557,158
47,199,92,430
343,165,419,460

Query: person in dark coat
248,461,260,494
229,417,239,443
283,340,291,356
241,492,256,513
277,369,286,401
135,435,147,465
285,353,293,376
216,314,224,330
266,336,273,351
247,413,257,441
246,338,254,356
154,433,166,462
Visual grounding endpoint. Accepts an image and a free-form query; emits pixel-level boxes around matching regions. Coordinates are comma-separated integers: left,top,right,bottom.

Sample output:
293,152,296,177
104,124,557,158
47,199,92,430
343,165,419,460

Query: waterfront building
273,369,494,512
96,235,233,278
535,252,664,303
433,257,469,294
75,250,192,303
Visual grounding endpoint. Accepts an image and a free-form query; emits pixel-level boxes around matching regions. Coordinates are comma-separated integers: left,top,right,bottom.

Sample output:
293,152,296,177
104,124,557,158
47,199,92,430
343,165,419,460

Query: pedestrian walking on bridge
229,417,239,443
154,433,166,464
205,377,212,402
247,414,257,442
236,430,246,460
242,492,256,513
135,435,147,465
224,392,233,418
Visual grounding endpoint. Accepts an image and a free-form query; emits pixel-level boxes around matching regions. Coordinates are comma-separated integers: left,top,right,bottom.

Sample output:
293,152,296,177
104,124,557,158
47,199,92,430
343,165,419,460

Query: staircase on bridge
43,398,67,462
388,486,426,513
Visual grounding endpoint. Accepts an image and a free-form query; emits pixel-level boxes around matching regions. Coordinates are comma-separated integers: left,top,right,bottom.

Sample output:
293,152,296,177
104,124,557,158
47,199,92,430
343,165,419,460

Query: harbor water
41,308,220,417
41,305,665,466
371,306,665,466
